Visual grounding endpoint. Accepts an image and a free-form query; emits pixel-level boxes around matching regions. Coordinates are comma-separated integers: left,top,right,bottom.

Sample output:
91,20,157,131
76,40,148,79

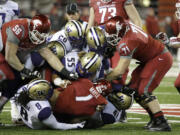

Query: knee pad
122,85,135,95
134,92,157,106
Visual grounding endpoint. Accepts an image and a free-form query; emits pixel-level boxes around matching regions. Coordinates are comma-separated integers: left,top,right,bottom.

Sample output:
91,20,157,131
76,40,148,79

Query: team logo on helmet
27,79,53,100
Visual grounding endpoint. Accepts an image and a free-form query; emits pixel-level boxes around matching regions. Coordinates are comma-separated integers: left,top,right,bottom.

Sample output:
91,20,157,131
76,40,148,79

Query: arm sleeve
41,113,81,130
125,0,133,5
6,27,20,45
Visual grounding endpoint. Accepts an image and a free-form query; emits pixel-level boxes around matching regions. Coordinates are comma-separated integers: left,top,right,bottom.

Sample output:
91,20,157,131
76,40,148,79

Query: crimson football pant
129,51,173,95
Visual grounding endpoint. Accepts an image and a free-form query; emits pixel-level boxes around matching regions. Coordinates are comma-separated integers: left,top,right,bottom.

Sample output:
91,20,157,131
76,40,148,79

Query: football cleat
148,118,171,132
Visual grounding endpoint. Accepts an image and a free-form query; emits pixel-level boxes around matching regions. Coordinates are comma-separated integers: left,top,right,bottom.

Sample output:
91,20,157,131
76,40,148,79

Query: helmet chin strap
175,10,180,20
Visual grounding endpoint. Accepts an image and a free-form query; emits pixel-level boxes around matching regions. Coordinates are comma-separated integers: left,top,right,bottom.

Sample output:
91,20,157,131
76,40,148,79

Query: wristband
58,67,70,79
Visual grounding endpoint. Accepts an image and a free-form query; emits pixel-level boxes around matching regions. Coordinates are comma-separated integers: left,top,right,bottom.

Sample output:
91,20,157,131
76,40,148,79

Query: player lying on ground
14,79,85,130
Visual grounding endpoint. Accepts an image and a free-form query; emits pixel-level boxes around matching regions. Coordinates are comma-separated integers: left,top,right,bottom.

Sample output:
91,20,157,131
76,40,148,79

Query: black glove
58,67,79,81
103,45,116,58
20,67,41,79
155,32,170,46
122,85,135,96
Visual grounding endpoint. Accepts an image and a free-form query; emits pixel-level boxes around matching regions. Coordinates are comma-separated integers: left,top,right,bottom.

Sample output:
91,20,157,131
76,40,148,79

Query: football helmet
29,14,51,45
64,20,85,49
108,92,134,110
86,27,106,50
176,0,180,19
27,79,53,100
76,52,101,77
48,41,66,59
105,16,129,46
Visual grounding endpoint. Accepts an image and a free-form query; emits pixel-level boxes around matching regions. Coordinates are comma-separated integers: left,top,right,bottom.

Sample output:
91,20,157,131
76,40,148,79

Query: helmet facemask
176,3,180,19
105,20,129,46
29,30,49,45
68,36,84,49
29,15,51,45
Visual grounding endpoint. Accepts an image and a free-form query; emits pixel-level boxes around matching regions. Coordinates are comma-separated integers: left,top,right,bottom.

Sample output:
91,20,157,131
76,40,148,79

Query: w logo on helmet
66,26,72,33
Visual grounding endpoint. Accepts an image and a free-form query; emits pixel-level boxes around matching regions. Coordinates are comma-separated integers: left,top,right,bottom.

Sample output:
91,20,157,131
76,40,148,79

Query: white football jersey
47,29,72,55
47,24,89,54
17,100,51,129
63,51,79,72
63,51,103,82
0,0,19,28
102,100,122,122
15,85,51,129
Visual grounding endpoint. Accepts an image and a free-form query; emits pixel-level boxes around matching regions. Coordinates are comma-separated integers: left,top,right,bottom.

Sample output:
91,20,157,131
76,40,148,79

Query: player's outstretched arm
87,7,95,30
125,3,142,28
42,113,85,130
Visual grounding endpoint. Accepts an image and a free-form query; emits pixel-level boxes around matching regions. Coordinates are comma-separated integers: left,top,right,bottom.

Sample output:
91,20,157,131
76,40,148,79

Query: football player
14,79,85,130
0,0,19,124
0,15,78,117
88,0,142,28
15,77,112,128
104,16,172,131
156,0,180,94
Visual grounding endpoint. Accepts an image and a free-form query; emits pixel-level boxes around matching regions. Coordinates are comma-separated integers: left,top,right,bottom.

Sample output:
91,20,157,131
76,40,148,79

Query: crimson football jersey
89,0,132,25
54,78,107,116
117,23,165,62
1,18,41,51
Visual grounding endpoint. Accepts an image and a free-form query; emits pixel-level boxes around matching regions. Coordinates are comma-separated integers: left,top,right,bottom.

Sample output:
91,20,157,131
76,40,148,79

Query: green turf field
0,77,180,135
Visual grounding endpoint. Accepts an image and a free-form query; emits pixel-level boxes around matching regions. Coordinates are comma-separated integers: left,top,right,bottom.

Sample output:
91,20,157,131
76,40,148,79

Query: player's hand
69,72,79,80
96,105,105,111
103,45,116,58
58,67,79,81
53,77,71,88
76,121,86,129
20,67,41,79
155,32,170,46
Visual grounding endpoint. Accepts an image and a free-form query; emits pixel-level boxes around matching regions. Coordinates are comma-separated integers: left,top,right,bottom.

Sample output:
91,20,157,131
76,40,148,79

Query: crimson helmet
94,79,112,97
176,0,180,19
29,14,51,45
105,16,129,46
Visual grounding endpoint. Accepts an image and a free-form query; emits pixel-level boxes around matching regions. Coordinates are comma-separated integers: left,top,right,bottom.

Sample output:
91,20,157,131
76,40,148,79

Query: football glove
20,67,41,79
76,121,86,129
103,45,116,58
155,32,170,46
58,67,79,81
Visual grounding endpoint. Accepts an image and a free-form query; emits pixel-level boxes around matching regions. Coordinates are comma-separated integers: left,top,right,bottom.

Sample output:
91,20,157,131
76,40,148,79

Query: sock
153,111,165,121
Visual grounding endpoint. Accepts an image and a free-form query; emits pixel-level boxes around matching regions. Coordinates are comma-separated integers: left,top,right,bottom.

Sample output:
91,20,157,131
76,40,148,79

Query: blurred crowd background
14,0,178,56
